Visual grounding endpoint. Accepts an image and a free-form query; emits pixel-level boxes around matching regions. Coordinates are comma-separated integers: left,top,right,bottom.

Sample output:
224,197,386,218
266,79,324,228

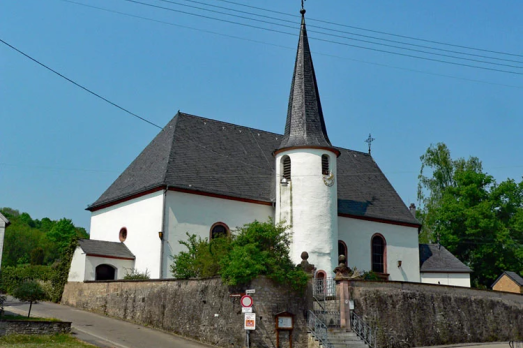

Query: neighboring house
69,11,462,283
68,239,135,281
419,244,472,287
491,271,523,294
0,212,10,271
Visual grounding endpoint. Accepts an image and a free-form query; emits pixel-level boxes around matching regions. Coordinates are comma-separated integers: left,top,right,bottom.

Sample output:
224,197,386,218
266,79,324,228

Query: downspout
160,185,168,279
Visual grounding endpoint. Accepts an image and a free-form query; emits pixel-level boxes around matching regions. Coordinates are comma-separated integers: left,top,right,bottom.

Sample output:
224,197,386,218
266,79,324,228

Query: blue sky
1,0,522,230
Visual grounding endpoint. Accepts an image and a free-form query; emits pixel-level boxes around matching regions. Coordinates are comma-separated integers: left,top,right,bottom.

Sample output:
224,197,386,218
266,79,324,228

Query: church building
68,10,470,286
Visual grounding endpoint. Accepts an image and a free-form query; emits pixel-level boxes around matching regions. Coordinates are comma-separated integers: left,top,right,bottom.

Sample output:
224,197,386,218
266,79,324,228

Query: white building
69,10,469,285
0,212,10,271
419,244,472,287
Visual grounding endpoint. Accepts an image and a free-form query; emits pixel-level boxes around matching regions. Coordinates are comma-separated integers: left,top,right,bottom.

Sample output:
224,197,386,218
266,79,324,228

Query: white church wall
275,149,338,275
90,190,164,278
85,256,135,280
421,272,471,288
164,191,274,278
338,217,420,282
0,218,6,271
68,246,87,282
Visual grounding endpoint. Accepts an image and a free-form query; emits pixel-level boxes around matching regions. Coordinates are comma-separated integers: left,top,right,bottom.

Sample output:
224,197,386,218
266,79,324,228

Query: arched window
119,227,127,242
338,240,347,259
95,264,116,280
371,234,386,274
282,156,291,180
322,154,330,175
210,222,229,240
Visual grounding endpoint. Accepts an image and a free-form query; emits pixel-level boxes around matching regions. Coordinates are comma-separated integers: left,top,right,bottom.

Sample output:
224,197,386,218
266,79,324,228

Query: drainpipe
159,185,168,279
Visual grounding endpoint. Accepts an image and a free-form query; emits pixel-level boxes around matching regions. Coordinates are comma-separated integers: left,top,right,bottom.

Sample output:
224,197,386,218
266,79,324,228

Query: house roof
88,112,420,226
278,12,333,151
491,271,523,289
0,212,10,226
419,244,472,273
78,239,135,259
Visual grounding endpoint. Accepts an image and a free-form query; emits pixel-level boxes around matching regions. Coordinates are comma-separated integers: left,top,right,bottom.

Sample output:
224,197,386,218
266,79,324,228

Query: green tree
417,143,523,287
47,219,77,255
12,280,46,318
30,247,45,265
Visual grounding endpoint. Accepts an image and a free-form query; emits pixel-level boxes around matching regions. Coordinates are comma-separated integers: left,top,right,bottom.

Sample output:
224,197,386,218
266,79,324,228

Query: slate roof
419,244,472,273
278,13,333,151
491,271,523,288
78,239,135,259
89,112,420,226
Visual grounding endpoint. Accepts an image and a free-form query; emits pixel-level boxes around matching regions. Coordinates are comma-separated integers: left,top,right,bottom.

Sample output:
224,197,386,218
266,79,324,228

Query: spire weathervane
301,0,306,14
365,133,375,155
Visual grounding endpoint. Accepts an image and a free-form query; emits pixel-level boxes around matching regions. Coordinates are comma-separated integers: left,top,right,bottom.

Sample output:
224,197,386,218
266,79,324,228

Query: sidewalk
4,297,212,348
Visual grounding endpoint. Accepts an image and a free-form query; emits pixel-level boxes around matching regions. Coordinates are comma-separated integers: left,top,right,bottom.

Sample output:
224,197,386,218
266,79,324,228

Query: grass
0,334,96,347
0,314,61,322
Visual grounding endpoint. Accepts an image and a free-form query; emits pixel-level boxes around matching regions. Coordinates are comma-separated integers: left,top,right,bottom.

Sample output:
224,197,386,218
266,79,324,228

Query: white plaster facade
275,149,339,275
68,246,136,282
0,213,9,271
90,191,163,278
338,217,421,282
421,272,471,288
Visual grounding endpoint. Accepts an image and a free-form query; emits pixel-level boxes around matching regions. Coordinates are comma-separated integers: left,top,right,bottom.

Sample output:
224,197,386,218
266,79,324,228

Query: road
4,297,213,348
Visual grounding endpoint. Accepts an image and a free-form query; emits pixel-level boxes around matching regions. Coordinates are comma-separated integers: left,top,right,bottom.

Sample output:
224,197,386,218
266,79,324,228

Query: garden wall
62,277,310,348
0,320,71,336
348,280,523,347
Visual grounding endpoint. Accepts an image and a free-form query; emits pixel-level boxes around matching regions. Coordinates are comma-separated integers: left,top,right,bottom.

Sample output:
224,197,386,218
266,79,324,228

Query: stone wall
62,277,310,347
0,320,71,336
348,280,523,347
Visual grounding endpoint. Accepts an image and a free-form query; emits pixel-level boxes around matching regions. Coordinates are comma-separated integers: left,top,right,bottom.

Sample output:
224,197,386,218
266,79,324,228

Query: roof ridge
162,112,181,184
178,112,283,136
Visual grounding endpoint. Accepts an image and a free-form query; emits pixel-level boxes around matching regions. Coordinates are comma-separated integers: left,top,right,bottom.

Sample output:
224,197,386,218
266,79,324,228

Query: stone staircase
327,328,368,348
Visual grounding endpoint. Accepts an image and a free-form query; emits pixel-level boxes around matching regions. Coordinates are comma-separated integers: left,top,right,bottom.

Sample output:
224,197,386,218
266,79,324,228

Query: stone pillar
334,255,351,331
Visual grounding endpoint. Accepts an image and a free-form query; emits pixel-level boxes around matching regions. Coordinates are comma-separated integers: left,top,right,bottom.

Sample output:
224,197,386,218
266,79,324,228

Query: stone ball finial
301,251,309,261
338,254,346,265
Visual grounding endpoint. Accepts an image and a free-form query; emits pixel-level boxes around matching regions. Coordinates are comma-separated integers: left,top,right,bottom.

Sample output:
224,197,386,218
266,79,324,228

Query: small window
322,154,330,175
338,240,347,259
371,235,386,273
119,227,127,242
210,222,229,239
282,156,291,180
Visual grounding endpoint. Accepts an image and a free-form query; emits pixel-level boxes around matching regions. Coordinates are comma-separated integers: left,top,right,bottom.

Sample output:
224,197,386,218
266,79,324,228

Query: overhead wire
121,0,523,75
213,0,523,59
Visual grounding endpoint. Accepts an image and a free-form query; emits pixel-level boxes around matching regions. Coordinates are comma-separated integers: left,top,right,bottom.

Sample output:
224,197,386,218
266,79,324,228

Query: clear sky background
1,0,522,230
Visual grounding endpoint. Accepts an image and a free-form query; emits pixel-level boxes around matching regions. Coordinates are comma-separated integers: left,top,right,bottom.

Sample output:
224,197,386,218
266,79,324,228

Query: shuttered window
282,156,291,180
322,155,329,175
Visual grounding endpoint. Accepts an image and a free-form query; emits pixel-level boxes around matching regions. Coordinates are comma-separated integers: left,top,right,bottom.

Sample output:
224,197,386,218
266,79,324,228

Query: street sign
244,313,256,330
240,295,253,308
242,307,253,313
246,289,255,294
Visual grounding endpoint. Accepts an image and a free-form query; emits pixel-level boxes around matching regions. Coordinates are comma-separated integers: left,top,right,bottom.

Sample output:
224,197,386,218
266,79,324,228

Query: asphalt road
4,297,213,348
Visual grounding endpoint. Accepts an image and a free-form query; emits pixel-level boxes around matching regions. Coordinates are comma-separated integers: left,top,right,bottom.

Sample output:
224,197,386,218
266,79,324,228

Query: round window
119,227,127,242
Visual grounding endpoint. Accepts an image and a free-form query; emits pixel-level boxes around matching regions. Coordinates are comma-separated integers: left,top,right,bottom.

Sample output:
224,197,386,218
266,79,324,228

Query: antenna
364,133,375,155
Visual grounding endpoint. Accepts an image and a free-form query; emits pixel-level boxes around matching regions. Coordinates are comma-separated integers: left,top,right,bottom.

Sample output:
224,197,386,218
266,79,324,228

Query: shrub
0,265,55,294
123,268,150,280
13,280,46,318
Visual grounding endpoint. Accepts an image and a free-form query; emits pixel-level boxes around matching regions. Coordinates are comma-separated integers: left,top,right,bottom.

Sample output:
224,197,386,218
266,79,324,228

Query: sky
1,0,522,230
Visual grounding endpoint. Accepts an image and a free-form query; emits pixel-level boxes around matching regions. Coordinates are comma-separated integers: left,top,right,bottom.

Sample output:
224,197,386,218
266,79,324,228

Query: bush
0,265,55,294
13,280,46,318
123,268,150,280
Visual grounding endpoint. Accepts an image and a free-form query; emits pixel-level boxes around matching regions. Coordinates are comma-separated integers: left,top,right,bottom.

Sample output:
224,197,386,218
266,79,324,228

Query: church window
95,264,117,280
282,156,291,180
322,154,330,175
338,240,347,259
371,234,386,274
210,222,229,240
119,227,127,242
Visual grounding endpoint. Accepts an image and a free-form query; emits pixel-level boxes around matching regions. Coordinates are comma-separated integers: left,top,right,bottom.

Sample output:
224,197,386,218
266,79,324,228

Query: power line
213,0,523,59
0,38,162,129
174,0,523,66
62,0,523,90
121,0,523,75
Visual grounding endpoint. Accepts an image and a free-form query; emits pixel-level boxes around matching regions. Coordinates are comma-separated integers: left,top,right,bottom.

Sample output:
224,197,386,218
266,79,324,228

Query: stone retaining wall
62,277,310,348
348,280,523,347
0,320,71,336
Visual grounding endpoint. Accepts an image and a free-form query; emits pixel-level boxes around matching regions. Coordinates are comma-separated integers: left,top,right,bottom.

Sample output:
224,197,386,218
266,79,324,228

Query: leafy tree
12,280,46,318
417,143,523,287
30,247,45,265
47,219,78,255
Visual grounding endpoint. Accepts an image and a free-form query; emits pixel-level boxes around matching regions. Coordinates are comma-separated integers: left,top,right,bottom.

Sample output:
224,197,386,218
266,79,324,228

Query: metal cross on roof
301,0,306,10
365,133,375,155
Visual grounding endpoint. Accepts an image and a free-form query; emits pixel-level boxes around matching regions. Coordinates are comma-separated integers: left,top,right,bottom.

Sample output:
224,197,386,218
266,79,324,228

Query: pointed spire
277,9,334,152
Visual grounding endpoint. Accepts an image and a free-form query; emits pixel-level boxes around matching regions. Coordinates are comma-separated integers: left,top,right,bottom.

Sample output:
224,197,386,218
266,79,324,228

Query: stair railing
307,310,334,348
350,311,377,348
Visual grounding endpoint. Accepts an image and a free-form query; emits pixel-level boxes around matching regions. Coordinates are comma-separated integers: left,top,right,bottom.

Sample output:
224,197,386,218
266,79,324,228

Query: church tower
275,9,340,275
